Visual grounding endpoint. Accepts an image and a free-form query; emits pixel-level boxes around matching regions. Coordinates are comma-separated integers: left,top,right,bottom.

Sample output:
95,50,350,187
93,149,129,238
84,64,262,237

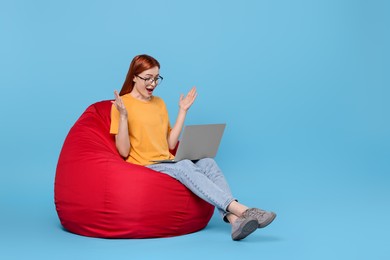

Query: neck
130,91,152,102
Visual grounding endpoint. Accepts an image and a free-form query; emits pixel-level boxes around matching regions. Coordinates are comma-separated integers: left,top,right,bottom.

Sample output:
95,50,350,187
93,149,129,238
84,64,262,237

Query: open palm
179,87,197,111
112,90,128,116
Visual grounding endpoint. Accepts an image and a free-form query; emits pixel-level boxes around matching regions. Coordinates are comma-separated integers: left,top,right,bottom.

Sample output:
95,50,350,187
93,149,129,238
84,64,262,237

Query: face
131,66,160,101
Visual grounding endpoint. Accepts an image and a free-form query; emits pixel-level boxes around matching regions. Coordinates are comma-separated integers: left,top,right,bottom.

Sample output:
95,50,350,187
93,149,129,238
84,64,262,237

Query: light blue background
1,0,389,259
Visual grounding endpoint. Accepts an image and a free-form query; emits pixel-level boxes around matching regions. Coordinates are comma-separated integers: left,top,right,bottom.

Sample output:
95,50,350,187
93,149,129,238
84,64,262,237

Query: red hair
119,54,161,96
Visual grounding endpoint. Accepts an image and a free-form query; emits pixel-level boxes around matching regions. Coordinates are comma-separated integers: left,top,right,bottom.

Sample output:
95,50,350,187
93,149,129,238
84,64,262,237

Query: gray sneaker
244,208,277,228
231,215,258,241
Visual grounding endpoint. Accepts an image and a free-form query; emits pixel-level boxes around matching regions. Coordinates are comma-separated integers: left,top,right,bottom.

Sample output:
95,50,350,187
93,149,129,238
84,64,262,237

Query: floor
1,146,389,260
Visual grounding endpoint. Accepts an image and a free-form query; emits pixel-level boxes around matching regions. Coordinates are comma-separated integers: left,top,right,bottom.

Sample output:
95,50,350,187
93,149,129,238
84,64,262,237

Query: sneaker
244,208,277,228
231,215,258,241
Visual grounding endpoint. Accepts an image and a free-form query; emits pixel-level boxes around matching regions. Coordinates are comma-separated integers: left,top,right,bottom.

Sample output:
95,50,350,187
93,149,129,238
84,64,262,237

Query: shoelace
244,208,266,218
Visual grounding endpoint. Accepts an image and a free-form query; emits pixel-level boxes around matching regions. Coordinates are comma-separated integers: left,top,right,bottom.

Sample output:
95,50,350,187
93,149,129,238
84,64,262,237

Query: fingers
188,86,196,97
189,87,197,101
113,90,123,104
186,87,197,102
184,86,196,100
112,90,126,113
114,90,120,100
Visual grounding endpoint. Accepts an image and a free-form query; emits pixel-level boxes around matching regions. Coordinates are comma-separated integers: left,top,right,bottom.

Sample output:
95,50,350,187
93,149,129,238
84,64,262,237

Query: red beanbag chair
55,100,214,238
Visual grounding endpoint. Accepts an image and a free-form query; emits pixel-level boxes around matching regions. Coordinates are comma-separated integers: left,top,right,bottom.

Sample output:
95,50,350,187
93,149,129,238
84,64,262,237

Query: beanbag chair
55,100,214,238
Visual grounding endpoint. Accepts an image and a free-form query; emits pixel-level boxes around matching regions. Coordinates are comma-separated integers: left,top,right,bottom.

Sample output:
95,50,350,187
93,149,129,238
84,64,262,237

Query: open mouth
146,86,154,94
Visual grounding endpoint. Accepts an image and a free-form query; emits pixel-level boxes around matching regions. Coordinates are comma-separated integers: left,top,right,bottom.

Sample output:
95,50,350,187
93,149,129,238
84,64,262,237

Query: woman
110,54,276,241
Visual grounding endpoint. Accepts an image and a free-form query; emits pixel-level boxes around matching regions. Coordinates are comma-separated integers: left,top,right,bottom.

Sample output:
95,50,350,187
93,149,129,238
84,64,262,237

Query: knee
178,159,194,165
197,158,216,167
201,158,215,163
176,159,196,169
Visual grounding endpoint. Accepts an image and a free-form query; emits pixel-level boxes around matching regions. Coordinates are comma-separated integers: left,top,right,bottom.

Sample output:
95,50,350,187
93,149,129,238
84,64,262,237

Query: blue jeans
147,158,236,221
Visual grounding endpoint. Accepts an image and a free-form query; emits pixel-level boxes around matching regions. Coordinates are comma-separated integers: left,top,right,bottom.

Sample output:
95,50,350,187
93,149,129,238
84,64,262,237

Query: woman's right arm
112,90,131,158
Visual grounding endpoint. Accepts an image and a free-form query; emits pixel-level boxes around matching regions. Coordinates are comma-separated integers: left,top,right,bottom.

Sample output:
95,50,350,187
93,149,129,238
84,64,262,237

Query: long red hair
119,54,161,96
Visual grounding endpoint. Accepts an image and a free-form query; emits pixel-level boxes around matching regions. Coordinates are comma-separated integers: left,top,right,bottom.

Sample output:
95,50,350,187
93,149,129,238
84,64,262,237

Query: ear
133,75,137,82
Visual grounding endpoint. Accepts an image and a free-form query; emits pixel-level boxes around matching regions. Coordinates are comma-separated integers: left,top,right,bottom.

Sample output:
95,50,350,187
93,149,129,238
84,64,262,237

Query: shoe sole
258,212,277,228
232,218,258,241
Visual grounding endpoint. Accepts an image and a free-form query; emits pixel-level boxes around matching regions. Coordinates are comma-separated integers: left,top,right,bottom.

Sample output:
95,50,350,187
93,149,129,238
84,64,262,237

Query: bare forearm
115,115,131,158
168,109,187,149
168,86,197,150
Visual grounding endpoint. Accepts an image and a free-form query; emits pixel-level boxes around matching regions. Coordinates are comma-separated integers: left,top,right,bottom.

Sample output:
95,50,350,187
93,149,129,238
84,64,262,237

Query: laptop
151,123,226,163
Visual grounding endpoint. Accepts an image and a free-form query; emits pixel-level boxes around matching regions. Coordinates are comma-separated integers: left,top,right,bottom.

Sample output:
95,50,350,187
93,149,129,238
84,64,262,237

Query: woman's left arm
168,87,197,149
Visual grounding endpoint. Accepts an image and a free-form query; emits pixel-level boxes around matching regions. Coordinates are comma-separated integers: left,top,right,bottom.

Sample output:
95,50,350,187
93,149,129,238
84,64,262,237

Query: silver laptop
151,123,226,163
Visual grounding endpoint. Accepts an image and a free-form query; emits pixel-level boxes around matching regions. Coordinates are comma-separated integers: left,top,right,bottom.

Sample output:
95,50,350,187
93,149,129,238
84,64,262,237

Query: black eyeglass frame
136,75,163,86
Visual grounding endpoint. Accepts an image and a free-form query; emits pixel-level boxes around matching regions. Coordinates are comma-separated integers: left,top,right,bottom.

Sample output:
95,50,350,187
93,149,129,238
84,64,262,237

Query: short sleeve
167,120,172,137
161,100,171,136
110,104,119,135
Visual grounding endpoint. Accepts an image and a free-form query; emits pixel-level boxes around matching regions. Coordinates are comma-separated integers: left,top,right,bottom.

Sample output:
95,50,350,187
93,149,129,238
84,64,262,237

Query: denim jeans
147,158,236,221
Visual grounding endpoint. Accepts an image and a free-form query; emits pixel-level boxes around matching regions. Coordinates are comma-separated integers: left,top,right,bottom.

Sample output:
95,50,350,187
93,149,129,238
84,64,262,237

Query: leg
194,158,240,220
148,160,258,241
194,158,232,196
148,159,276,240
194,159,277,228
184,158,251,220
147,159,236,211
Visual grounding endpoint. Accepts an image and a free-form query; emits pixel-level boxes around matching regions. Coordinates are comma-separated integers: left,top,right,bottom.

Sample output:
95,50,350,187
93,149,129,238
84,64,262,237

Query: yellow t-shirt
110,94,174,166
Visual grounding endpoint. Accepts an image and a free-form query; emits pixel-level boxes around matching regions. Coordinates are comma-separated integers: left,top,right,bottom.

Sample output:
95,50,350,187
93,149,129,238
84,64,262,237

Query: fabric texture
110,94,173,165
147,158,236,220
55,100,214,238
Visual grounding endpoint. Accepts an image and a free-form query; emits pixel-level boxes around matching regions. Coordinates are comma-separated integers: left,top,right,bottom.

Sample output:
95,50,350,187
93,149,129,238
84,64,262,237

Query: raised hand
179,87,197,112
112,90,128,116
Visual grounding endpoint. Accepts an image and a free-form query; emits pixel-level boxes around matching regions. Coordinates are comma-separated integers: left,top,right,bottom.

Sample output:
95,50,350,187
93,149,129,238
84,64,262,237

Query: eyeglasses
136,75,163,86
